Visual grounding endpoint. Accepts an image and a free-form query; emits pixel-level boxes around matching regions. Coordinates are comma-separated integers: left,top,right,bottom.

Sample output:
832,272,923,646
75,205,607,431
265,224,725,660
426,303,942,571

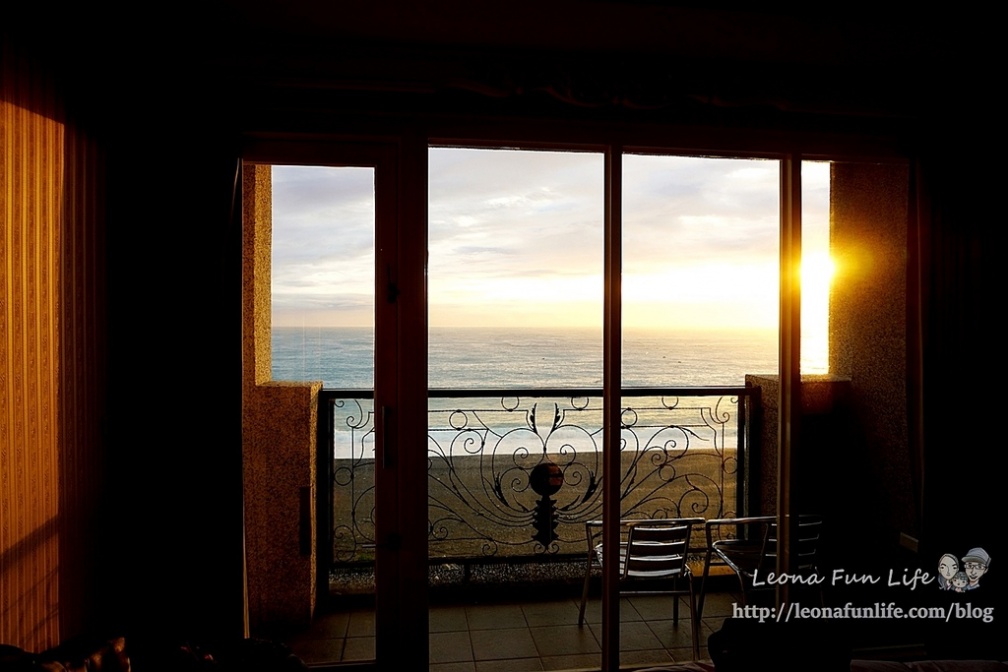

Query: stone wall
829,162,914,561
242,165,320,631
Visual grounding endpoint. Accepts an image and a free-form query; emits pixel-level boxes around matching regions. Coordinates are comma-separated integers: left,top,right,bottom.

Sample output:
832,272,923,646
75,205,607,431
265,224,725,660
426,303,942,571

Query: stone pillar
242,164,320,630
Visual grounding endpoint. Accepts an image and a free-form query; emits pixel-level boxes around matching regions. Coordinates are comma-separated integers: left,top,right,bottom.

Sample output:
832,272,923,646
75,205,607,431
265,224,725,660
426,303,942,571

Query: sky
270,148,831,345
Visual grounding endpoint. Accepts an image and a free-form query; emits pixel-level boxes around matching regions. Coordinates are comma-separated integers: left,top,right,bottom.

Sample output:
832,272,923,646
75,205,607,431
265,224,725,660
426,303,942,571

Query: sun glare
800,251,835,373
801,251,836,291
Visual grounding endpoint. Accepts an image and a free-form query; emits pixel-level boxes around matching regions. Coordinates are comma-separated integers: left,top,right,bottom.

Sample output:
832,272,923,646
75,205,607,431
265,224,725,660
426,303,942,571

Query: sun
801,251,836,291
800,251,836,373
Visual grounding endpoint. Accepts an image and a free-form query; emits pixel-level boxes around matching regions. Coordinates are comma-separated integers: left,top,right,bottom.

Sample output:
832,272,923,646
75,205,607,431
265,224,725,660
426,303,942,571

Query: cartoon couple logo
938,548,991,592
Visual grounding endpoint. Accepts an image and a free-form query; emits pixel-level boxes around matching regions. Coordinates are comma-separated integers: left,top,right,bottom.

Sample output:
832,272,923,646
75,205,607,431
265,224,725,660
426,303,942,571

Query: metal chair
578,517,704,659
698,514,823,619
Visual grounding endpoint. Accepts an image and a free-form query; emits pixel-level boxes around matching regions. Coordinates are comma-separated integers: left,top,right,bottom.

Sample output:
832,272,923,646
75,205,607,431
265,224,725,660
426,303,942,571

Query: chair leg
689,583,700,660
673,589,679,625
697,548,713,621
578,560,593,626
737,574,748,606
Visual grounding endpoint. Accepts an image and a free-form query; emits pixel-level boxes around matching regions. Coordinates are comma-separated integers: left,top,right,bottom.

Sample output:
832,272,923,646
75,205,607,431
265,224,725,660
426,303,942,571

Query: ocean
271,326,783,389
278,326,771,542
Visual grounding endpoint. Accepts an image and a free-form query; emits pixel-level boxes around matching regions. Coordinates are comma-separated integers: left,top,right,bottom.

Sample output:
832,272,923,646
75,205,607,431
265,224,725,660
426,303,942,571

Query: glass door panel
620,154,780,666
270,164,378,665
427,146,604,670
800,161,832,375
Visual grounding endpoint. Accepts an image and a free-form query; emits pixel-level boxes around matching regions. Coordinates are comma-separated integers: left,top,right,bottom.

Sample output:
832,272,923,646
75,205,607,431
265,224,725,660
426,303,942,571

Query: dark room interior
2,4,1001,670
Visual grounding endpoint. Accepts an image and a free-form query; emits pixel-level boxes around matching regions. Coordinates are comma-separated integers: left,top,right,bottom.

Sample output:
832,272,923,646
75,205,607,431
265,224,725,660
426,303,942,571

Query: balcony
284,386,758,664
297,386,756,667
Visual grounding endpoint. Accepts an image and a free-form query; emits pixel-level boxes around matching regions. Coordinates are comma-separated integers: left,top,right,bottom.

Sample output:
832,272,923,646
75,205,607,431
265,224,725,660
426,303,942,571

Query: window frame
247,129,913,670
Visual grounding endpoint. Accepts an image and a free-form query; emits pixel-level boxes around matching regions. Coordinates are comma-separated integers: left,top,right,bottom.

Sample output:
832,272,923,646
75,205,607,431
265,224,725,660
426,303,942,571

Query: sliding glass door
420,146,814,670
427,147,605,667
249,140,826,671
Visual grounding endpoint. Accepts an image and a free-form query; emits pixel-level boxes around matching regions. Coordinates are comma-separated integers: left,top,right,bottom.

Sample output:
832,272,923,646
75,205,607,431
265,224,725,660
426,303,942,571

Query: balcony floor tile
283,591,734,668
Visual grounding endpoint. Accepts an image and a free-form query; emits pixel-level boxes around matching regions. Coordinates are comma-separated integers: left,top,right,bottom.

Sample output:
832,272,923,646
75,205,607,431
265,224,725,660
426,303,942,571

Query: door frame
242,138,429,669
247,135,812,670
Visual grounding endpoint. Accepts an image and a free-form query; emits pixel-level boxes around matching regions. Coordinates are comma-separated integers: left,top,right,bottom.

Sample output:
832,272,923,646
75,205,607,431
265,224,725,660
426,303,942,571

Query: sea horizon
273,324,787,460
271,324,790,390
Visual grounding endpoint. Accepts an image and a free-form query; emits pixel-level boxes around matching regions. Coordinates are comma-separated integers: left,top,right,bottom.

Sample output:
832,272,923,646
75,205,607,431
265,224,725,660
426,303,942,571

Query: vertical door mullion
374,137,429,668
777,155,802,605
373,144,400,667
602,145,622,671
396,135,429,665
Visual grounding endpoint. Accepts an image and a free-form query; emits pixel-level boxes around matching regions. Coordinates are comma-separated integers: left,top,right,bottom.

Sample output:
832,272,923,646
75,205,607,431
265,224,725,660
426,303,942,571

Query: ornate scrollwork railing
323,387,753,565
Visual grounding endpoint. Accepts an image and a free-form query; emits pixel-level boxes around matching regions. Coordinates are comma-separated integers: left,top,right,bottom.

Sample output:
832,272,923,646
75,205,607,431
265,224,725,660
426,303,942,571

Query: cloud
269,148,829,330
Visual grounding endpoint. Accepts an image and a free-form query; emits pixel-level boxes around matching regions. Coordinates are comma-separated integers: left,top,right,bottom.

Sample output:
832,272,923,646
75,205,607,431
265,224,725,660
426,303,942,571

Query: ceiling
211,2,944,117
10,3,985,134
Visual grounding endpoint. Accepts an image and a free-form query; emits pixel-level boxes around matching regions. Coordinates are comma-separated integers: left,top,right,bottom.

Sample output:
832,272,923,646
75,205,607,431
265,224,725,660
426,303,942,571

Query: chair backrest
622,519,698,580
759,514,823,575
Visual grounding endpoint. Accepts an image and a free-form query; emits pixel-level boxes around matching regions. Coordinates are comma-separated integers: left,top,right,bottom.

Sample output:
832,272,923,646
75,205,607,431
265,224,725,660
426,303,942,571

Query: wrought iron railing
320,387,755,568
